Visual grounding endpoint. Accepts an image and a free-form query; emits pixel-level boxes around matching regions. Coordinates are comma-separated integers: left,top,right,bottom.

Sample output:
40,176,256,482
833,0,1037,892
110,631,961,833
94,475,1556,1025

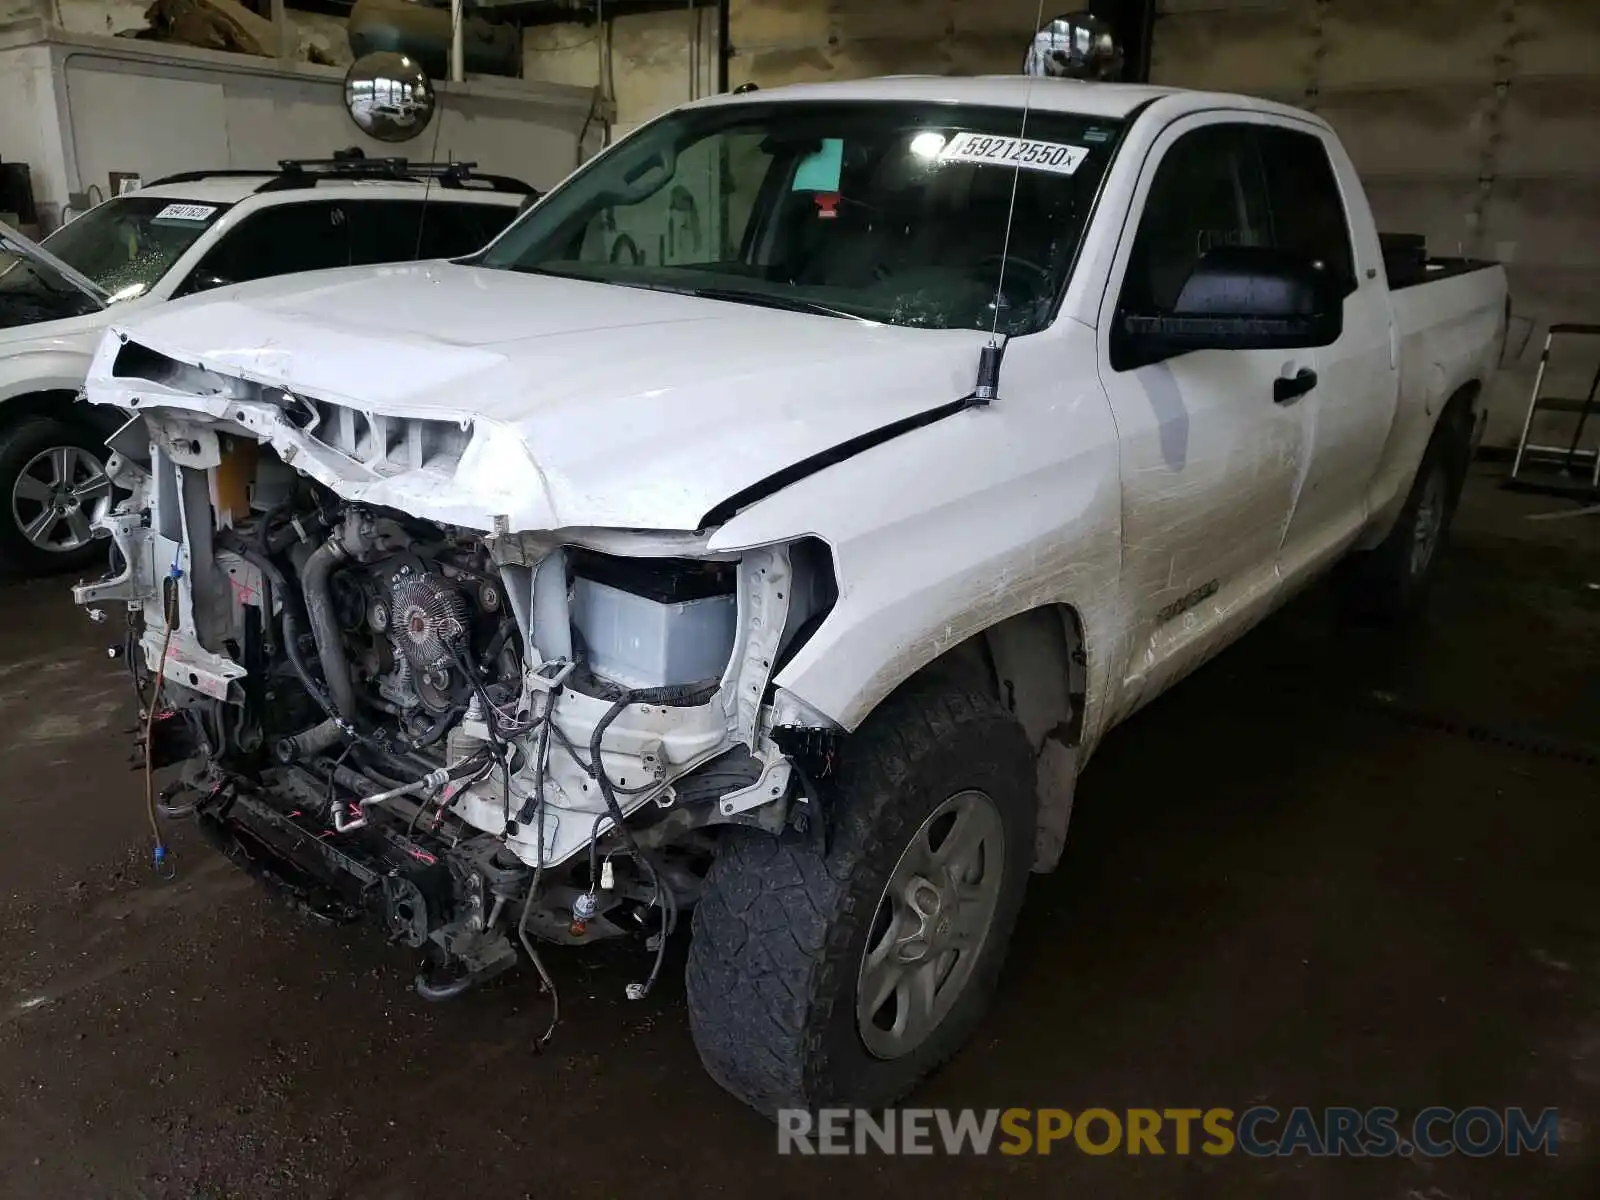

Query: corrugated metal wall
1151,0,1600,443
524,1,1047,128
727,0,1048,86
525,7,719,132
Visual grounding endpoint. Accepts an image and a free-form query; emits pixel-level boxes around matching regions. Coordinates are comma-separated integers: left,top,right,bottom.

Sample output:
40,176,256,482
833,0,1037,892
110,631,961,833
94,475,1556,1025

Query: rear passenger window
185,201,349,290
348,201,517,265
1257,128,1357,297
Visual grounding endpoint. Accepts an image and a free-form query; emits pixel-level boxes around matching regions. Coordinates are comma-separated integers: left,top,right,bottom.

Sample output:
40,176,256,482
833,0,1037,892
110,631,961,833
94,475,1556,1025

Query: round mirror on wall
343,52,437,143
1024,12,1125,80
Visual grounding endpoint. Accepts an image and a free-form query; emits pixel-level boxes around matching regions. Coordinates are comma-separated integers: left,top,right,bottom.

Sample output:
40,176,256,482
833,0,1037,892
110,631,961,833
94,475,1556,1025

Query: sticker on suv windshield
938,133,1089,176
153,203,218,223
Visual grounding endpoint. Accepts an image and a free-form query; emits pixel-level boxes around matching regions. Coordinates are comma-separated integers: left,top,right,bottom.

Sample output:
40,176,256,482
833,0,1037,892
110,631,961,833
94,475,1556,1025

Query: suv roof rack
143,168,289,187
147,151,536,196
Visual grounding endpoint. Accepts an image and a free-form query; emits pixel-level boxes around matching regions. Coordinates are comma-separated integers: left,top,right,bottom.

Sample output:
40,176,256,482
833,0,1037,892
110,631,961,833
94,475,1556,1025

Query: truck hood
95,262,993,532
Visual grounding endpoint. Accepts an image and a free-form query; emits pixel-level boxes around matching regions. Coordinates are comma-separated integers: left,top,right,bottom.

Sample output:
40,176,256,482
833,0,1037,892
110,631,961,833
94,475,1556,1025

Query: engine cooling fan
390,572,468,672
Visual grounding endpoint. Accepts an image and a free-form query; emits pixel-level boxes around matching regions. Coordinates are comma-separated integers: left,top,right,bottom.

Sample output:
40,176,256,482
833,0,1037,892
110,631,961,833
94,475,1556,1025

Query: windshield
40,196,229,302
478,100,1124,334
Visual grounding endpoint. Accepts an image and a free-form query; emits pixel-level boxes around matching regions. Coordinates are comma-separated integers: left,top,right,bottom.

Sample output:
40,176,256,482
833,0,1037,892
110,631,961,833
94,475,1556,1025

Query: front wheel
686,684,1036,1116
0,417,114,576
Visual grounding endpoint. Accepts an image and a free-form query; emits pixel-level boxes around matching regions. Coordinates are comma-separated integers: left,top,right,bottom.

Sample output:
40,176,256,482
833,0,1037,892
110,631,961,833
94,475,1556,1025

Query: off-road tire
0,416,111,577
1336,408,1472,625
685,683,1036,1117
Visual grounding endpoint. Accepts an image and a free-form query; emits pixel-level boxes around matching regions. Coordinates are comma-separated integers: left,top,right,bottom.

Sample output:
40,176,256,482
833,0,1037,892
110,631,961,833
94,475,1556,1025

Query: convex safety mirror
1024,11,1125,80
344,52,437,143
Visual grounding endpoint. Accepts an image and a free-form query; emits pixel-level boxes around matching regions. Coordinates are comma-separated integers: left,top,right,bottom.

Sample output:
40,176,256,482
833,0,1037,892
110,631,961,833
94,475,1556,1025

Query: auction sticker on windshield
153,203,218,223
938,133,1089,176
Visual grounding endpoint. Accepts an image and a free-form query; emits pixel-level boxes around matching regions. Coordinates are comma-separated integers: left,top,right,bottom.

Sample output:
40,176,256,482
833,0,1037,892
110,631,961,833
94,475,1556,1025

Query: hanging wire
143,567,182,879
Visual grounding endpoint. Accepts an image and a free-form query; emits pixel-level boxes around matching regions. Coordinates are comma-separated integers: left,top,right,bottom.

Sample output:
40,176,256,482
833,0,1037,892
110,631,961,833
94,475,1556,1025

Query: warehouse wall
524,6,718,137
515,1,1106,150
0,32,591,227
727,0,1047,86
2,1,356,66
1151,0,1600,446
0,41,72,228
517,0,1053,129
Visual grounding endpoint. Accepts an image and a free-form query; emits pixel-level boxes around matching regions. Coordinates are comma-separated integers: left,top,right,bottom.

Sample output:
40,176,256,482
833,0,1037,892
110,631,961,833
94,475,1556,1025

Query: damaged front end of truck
73,331,843,1006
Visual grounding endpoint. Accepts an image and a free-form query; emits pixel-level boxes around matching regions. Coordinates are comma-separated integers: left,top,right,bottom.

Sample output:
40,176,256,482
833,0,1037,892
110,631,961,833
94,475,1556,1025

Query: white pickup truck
70,77,1506,1116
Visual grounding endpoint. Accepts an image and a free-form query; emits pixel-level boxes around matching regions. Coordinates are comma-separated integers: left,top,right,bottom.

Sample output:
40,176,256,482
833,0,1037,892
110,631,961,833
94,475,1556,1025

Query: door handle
1274,368,1318,405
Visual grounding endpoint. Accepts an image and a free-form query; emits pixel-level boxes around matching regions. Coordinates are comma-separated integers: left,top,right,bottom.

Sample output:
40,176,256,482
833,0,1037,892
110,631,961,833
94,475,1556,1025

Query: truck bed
1390,256,1500,291
1374,253,1509,516
1380,231,1499,291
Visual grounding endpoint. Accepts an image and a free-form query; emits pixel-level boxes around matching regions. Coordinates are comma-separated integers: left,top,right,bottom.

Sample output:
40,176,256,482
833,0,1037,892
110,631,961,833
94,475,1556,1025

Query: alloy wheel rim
11,445,112,553
856,788,1006,1061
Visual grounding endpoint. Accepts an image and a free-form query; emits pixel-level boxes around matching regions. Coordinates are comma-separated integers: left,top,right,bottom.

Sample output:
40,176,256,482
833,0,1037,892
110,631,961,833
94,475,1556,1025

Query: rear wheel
0,417,113,576
1337,413,1470,624
686,683,1036,1116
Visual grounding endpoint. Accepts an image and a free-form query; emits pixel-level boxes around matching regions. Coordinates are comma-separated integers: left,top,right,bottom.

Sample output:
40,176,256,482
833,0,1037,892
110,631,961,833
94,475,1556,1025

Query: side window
1256,127,1357,296
347,201,518,266
1117,123,1271,319
184,202,349,290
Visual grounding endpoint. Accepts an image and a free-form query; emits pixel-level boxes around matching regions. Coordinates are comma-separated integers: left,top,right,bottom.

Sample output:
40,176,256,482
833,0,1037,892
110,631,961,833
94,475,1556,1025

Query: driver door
1096,117,1312,715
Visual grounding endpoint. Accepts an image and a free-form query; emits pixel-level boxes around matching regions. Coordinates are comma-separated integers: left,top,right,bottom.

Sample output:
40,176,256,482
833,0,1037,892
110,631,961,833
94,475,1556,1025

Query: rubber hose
349,747,410,790
353,743,440,787
256,503,291,555
409,703,464,750
482,617,515,668
302,539,359,722
217,532,342,723
278,717,343,763
265,506,330,557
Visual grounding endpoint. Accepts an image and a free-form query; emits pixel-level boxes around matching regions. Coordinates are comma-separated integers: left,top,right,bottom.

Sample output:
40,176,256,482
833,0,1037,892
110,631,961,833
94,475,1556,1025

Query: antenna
974,0,1048,405
990,0,1048,346
414,4,461,259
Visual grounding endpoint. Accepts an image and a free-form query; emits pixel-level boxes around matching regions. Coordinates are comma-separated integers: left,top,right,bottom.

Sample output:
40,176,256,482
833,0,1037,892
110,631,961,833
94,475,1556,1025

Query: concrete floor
1,465,1596,1199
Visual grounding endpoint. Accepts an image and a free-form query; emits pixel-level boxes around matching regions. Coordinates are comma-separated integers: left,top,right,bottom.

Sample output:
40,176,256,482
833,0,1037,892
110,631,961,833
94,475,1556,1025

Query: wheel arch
1435,378,1480,485
1360,376,1483,552
0,387,83,424
869,601,1090,873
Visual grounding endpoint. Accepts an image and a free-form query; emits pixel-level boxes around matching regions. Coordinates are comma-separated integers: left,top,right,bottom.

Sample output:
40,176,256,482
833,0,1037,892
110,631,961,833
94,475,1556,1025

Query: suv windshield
41,196,229,302
479,100,1123,334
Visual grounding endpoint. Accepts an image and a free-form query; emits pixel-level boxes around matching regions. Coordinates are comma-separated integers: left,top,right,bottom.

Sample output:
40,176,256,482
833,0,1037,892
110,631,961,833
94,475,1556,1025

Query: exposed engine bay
76,408,840,1006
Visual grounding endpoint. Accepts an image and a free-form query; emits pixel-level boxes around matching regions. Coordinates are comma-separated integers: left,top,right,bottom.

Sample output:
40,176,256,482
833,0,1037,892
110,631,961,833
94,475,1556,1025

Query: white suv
0,157,531,574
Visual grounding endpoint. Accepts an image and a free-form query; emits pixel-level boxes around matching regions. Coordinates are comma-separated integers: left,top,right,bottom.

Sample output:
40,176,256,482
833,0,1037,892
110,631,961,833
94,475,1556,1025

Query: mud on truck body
70,77,1506,1116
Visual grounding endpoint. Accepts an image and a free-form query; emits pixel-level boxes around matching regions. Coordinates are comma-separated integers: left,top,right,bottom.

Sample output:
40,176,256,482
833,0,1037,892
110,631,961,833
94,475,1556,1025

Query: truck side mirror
1119,246,1343,362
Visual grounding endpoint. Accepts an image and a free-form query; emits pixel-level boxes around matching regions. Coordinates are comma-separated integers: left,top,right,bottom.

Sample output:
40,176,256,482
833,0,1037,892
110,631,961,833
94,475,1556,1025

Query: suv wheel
686,683,1036,1116
0,417,114,576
